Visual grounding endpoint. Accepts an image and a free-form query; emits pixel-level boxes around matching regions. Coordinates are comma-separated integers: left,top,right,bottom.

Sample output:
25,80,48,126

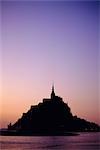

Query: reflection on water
0,132,100,150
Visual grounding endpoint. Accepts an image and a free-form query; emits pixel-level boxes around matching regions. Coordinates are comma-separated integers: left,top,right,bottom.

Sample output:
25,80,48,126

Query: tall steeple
51,83,55,99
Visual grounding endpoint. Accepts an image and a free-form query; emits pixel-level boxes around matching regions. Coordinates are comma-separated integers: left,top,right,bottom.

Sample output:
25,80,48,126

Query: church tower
51,84,55,99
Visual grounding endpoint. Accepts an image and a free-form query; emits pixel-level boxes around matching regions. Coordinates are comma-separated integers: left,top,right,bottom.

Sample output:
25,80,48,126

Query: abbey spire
51,84,55,99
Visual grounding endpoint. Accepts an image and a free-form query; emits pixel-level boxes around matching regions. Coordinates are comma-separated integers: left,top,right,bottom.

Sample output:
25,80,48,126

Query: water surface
0,132,100,150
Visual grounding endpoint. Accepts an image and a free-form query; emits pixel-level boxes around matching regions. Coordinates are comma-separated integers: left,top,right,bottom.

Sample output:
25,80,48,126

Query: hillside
6,86,100,135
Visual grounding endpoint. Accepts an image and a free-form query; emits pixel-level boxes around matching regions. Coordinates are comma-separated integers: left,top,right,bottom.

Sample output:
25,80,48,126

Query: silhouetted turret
51,84,55,99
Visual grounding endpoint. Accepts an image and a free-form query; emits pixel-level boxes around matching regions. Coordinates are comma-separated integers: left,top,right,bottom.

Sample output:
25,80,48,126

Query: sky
0,1,99,128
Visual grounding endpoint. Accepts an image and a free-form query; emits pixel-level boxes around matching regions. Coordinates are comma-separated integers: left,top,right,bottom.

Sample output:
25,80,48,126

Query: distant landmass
1,86,100,136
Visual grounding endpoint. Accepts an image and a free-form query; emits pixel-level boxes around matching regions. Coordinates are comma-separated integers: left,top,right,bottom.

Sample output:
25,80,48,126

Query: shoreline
0,130,100,136
0,130,80,136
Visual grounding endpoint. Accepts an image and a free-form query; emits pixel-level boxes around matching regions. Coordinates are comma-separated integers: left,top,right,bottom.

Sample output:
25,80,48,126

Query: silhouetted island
1,85,100,136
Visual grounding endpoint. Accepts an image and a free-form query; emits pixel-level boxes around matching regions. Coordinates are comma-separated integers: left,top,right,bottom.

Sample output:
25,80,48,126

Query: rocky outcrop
8,94,100,134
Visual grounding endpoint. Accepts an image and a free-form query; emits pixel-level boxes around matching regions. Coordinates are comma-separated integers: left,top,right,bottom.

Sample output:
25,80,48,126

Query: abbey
43,85,63,103
7,86,100,135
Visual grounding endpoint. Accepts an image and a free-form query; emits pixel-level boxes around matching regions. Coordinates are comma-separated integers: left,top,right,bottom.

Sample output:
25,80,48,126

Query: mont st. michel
1,86,100,136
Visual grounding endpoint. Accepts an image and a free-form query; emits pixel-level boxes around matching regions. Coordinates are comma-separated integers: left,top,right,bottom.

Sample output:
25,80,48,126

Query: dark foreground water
0,132,100,150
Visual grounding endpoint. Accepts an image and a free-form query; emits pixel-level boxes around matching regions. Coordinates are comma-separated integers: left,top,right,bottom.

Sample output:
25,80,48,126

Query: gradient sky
1,1,99,128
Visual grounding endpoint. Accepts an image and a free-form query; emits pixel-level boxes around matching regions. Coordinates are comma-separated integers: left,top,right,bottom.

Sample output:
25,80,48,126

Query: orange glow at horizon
1,81,100,128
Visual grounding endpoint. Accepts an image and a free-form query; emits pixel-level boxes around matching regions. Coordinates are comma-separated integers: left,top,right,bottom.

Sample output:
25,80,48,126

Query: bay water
0,132,100,150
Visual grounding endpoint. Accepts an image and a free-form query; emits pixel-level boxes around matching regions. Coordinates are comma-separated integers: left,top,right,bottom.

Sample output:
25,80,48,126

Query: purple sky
1,1,99,127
